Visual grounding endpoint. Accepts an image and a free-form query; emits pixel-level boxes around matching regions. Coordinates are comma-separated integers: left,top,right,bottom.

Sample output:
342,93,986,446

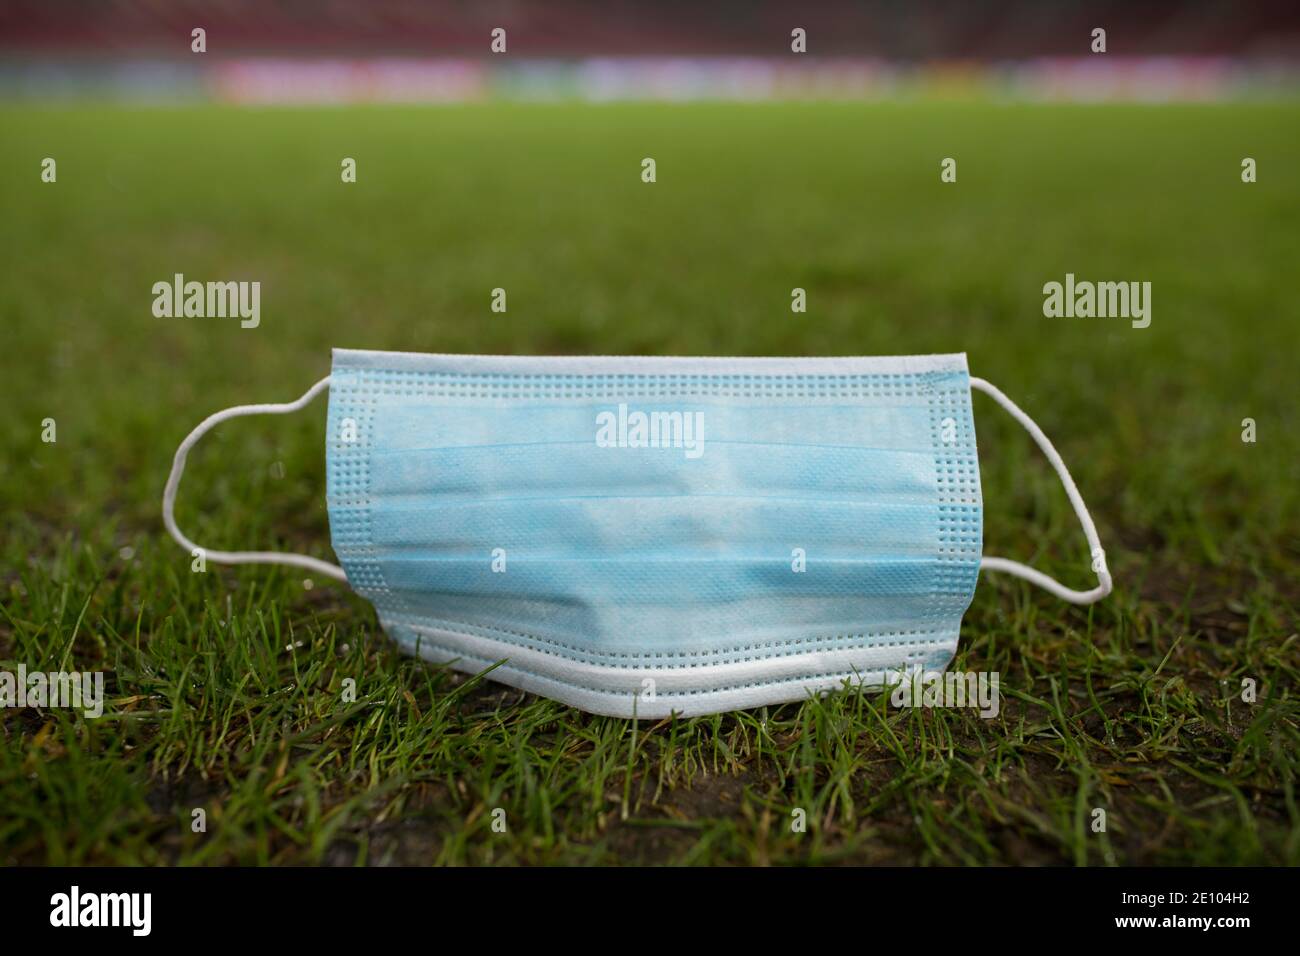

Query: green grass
0,101,1297,865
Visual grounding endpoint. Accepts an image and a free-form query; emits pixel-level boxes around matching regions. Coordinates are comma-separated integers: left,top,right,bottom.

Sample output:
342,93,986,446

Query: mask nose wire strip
161,375,348,582
969,376,1112,605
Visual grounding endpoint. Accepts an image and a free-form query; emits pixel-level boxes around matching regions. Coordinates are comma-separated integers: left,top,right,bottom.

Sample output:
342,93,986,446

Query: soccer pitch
1,100,1297,864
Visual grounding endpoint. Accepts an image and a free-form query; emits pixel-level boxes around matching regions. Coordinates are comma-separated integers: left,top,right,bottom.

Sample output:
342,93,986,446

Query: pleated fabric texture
325,349,983,718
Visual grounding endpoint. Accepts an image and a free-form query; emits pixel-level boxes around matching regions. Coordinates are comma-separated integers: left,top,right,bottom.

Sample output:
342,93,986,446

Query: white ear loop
969,376,1112,605
161,375,347,582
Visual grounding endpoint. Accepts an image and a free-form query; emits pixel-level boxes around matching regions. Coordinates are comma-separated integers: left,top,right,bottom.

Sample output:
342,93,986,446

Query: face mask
163,349,1111,718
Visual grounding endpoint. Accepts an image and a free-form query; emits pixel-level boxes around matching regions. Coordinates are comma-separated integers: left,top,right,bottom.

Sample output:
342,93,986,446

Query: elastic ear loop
162,375,348,582
969,376,1112,605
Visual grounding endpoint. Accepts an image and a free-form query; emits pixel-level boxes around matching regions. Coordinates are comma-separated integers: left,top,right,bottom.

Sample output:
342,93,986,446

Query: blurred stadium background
2,0,1299,103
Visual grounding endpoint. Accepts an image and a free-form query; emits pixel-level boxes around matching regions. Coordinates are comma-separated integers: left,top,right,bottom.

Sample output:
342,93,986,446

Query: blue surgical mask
164,349,1111,718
